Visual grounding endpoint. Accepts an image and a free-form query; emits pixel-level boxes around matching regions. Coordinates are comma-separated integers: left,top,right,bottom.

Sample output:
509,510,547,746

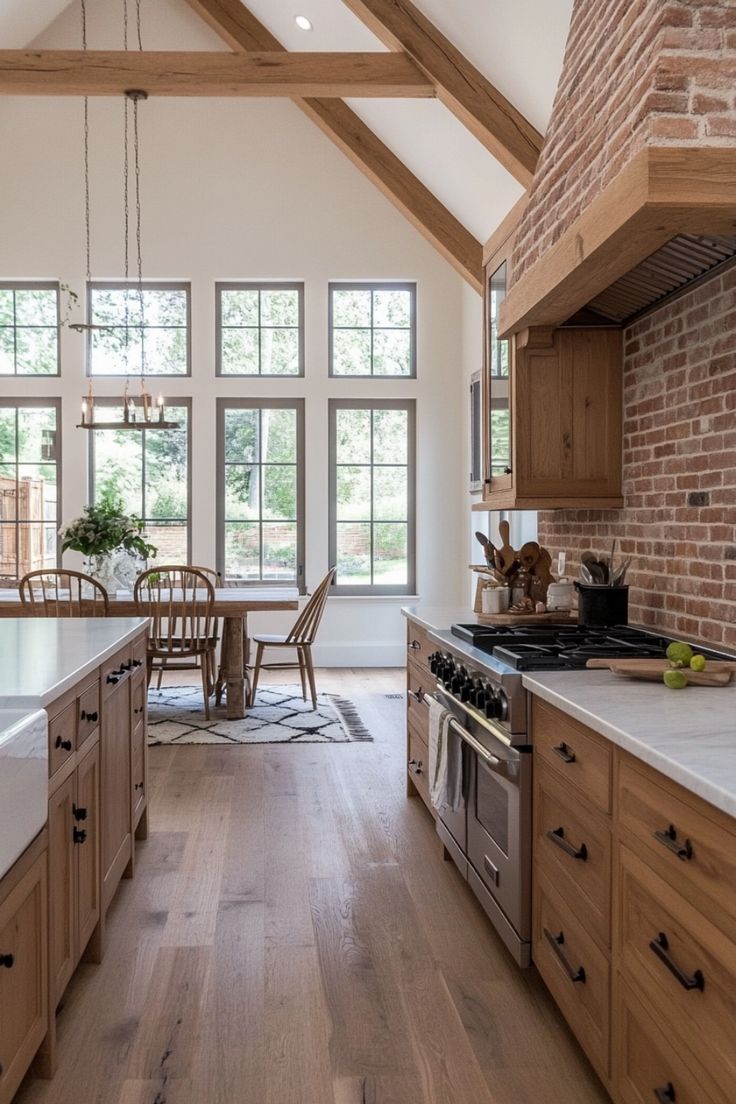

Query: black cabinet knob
55,736,72,751
81,709,99,723
0,953,14,969
72,804,87,822
132,659,143,668
107,674,119,685
73,827,87,844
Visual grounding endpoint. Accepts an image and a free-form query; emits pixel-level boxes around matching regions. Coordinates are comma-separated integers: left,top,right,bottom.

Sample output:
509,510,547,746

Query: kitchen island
0,617,149,1102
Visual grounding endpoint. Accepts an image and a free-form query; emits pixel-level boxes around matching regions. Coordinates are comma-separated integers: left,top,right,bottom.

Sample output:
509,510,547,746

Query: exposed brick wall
511,0,736,285
538,268,736,648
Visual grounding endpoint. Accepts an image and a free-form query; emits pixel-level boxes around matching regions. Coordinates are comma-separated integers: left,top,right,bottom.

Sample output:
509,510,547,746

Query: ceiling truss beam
0,49,434,97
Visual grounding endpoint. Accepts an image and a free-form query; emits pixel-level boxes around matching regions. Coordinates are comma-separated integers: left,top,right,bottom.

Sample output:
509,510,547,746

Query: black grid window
329,282,416,377
89,400,191,564
87,282,190,376
0,400,61,580
329,399,415,595
216,283,304,376
217,399,305,591
0,283,60,376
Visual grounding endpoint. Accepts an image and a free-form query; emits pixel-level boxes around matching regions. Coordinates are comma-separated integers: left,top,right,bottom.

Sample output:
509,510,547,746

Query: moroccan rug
147,683,373,745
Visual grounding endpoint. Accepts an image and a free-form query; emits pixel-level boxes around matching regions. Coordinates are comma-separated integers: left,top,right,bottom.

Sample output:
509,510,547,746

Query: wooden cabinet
530,699,736,1104
47,774,76,1005
405,617,435,818
101,676,133,914
476,218,624,511
0,832,47,1104
131,669,148,836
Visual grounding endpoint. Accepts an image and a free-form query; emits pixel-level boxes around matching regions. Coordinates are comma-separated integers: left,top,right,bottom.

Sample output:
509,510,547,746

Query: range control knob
495,689,509,722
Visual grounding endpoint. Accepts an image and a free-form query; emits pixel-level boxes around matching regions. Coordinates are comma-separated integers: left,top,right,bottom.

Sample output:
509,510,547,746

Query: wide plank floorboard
16,668,608,1104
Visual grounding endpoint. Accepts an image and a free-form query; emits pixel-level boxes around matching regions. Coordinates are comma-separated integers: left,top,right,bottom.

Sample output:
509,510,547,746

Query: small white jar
546,581,574,611
482,586,511,614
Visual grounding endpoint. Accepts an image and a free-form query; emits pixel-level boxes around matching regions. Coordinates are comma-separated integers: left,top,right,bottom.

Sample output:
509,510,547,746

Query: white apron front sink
0,708,48,879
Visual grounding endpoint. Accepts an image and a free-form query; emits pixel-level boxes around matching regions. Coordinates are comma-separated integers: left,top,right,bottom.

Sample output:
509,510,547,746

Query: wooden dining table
0,587,300,720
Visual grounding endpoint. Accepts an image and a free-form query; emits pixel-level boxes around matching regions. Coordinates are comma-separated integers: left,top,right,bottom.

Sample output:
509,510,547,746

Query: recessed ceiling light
295,14,313,30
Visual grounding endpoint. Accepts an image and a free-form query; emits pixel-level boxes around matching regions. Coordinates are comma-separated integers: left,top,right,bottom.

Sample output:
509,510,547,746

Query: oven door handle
448,719,516,780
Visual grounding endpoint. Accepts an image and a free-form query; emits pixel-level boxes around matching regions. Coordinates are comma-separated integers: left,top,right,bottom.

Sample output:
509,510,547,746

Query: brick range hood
499,0,736,337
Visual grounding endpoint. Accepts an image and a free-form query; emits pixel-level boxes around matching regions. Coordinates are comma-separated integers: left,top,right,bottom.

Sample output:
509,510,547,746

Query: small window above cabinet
475,211,624,512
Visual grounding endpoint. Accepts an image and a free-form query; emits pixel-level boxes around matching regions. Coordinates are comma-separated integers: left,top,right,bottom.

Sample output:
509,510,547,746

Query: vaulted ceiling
0,0,573,287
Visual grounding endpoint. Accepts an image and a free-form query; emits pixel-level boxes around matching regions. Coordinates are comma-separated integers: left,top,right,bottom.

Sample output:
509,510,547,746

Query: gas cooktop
451,623,728,672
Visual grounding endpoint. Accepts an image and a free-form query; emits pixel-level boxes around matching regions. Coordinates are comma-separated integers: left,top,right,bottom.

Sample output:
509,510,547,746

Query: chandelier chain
81,0,90,283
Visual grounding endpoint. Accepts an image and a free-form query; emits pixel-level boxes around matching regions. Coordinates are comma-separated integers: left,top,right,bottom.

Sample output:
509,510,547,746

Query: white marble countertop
402,604,478,632
0,618,148,708
0,708,48,878
523,671,736,818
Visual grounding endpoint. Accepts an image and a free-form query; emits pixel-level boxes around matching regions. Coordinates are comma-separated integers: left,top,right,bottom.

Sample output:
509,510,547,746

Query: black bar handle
552,741,576,764
407,758,423,775
654,825,693,862
72,804,87,822
0,953,14,969
655,1084,676,1103
132,658,143,667
107,674,119,685
649,932,704,992
55,736,72,751
543,928,586,984
547,826,588,862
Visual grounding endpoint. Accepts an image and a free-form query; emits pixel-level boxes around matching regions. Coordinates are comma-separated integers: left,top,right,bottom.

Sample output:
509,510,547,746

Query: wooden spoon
518,541,541,570
497,519,516,575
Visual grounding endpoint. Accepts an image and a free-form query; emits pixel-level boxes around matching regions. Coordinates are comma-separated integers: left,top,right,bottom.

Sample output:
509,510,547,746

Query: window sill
326,594,420,601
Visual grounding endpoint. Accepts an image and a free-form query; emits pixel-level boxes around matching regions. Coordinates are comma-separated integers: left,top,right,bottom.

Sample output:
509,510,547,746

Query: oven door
462,725,531,943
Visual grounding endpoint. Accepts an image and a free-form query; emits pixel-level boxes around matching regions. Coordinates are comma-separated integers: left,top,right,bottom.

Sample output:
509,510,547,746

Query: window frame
86,280,192,378
88,396,193,562
0,397,62,579
216,397,306,593
0,281,61,377
328,281,417,379
215,281,305,378
328,398,416,596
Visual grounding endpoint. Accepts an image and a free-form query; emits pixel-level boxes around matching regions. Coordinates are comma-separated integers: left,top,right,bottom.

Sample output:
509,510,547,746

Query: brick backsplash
538,268,736,648
511,0,736,286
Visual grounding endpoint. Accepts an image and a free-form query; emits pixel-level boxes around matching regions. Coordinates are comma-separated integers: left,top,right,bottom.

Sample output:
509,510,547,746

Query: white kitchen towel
427,696,464,812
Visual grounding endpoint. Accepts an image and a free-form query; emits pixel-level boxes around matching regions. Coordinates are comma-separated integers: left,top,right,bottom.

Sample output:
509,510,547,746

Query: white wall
0,0,467,665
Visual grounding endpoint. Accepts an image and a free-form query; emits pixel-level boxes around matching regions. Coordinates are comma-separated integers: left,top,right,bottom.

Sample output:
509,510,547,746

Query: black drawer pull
72,804,87,822
132,659,143,668
407,639,421,651
73,827,87,845
552,741,575,764
547,826,587,862
55,735,72,751
655,1084,676,1104
649,932,704,992
654,825,692,862
81,709,98,723
407,758,423,775
107,674,119,685
0,953,14,969
407,688,425,704
543,928,586,984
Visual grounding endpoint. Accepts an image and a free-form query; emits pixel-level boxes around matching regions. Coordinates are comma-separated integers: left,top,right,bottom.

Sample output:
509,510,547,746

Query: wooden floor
17,668,608,1104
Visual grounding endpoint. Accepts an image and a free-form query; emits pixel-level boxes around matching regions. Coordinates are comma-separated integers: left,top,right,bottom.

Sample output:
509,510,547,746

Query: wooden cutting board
586,658,736,686
477,611,576,626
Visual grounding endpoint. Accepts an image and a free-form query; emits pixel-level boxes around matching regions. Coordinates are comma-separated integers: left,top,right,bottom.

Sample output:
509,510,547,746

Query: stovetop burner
451,622,728,672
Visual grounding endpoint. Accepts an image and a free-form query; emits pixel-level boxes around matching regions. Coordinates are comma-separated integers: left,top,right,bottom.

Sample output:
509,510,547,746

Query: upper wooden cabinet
476,215,624,511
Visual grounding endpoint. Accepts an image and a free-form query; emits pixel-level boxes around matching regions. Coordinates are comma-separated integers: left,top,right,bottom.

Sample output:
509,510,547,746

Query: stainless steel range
426,621,729,969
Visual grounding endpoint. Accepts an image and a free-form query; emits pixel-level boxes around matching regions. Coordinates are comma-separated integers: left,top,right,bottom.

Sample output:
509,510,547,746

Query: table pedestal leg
224,614,249,719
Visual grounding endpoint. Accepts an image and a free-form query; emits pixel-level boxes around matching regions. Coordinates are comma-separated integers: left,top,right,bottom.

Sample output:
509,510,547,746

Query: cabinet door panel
101,682,132,911
0,851,47,1104
76,741,100,955
47,773,76,1006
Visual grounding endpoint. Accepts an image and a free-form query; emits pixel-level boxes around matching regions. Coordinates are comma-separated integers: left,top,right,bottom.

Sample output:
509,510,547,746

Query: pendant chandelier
77,0,178,432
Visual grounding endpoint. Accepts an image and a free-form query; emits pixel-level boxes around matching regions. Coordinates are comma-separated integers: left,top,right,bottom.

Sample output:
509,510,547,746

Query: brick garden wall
538,268,736,648
511,0,736,286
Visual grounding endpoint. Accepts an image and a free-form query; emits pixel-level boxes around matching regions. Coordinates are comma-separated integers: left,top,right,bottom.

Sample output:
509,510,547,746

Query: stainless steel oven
433,681,532,967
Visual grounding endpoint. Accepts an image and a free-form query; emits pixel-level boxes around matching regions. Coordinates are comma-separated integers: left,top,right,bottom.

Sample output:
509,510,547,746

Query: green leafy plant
60,491,157,560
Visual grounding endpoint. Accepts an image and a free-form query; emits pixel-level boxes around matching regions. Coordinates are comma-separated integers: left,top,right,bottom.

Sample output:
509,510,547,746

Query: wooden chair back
134,565,215,657
19,569,109,617
285,567,336,646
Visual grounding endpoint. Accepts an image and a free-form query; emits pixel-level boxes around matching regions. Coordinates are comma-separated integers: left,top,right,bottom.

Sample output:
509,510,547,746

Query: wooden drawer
532,697,612,814
405,620,434,676
131,632,147,669
48,701,76,778
615,979,729,1104
533,865,610,1082
617,845,736,1096
407,722,431,813
534,762,611,949
101,646,131,701
406,660,431,734
618,752,736,941
77,679,100,749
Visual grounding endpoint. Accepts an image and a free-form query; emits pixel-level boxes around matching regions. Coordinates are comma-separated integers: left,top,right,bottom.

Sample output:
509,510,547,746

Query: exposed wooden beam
499,147,736,335
0,49,433,98
339,0,542,186
183,0,483,292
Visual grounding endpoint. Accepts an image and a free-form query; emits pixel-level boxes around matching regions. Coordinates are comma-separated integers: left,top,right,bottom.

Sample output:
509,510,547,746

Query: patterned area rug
147,684,373,745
